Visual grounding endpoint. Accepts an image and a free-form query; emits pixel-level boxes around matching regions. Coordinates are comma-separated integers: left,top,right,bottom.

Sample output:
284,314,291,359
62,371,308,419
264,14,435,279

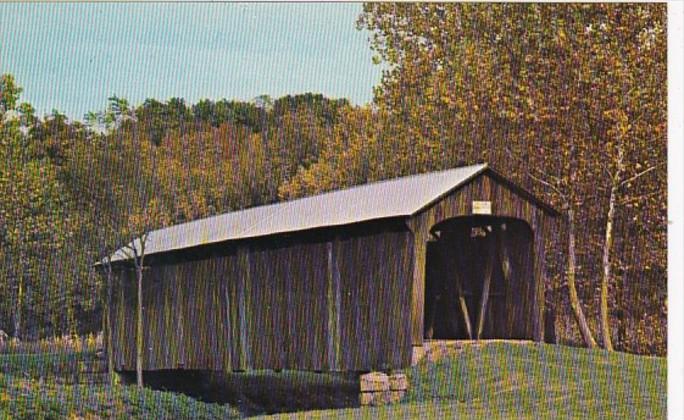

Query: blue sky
0,3,381,120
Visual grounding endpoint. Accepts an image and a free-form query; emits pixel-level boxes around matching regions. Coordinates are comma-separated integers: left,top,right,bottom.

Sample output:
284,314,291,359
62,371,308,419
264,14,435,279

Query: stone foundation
359,372,408,406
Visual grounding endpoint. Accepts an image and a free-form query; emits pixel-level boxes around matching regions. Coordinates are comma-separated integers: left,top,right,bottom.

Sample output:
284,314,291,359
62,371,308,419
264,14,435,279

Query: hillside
0,342,665,418
265,342,666,419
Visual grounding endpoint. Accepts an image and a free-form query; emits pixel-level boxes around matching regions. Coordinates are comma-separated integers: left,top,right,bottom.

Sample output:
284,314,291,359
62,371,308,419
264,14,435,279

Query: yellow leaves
557,27,568,45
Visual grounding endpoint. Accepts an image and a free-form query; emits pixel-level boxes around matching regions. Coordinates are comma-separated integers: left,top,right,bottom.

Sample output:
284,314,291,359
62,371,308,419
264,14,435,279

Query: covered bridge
107,163,559,374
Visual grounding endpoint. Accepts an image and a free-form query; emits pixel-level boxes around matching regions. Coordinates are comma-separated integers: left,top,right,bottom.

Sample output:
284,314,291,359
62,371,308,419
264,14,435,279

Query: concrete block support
359,372,408,406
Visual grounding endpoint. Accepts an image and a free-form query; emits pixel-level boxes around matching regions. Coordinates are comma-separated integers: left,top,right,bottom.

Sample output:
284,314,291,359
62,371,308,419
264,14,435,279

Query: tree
69,117,169,387
583,6,666,351
0,74,22,115
66,131,135,386
278,105,385,199
113,125,169,388
356,3,666,350
85,96,137,134
0,113,71,339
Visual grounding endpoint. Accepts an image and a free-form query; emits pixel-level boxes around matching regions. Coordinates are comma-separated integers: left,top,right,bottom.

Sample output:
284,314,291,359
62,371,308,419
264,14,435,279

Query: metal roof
110,163,495,261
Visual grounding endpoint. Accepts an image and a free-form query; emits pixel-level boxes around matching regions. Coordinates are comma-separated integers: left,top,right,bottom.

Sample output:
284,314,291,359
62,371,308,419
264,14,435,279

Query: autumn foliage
0,4,666,355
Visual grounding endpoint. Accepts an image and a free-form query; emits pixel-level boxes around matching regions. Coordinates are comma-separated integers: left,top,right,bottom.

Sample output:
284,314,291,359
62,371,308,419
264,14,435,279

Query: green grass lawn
0,350,98,379
0,373,241,419
0,342,666,419
264,342,666,419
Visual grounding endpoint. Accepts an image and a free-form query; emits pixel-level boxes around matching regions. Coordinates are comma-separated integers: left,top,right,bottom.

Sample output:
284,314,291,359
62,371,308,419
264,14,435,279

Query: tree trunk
67,294,77,337
14,272,23,340
136,262,143,388
600,183,617,351
105,261,115,388
567,208,597,348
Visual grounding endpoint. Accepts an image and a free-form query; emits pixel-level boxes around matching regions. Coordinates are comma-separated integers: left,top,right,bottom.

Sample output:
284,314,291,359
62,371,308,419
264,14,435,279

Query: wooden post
103,261,115,388
532,216,548,342
237,246,251,370
424,242,438,340
177,266,185,369
475,229,496,340
424,293,438,340
326,238,341,371
437,234,472,339
454,259,473,339
497,223,515,336
117,275,126,371
136,263,143,387
222,261,233,372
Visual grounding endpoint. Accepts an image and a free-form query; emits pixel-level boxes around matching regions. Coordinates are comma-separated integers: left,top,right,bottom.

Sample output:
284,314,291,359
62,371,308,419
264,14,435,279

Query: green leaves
0,74,22,115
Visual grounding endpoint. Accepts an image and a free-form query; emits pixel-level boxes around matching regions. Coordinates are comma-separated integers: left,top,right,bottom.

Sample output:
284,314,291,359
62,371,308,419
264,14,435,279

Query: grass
0,342,666,419
264,342,666,419
0,351,98,379
0,350,242,418
0,373,241,420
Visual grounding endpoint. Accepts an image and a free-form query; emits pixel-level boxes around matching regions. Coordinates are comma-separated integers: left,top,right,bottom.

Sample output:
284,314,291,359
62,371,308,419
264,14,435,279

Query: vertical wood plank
227,253,241,371
532,214,547,341
237,245,251,370
326,240,337,370
408,217,427,345
498,224,515,336
219,257,233,372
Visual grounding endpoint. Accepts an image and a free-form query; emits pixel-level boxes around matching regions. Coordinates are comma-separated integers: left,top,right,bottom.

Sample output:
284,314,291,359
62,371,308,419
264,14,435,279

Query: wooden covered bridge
106,163,559,374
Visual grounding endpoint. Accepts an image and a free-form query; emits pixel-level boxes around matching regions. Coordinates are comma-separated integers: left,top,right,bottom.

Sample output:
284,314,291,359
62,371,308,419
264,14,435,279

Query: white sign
472,200,492,215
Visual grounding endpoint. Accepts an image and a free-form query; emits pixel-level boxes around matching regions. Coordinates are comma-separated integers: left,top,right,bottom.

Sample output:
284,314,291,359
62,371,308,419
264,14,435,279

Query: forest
0,3,666,356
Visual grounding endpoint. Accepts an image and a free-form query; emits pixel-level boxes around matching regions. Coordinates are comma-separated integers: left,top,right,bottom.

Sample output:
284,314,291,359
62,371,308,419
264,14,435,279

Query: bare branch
618,191,661,206
601,162,614,180
118,244,135,261
503,145,565,187
526,171,567,201
618,163,663,188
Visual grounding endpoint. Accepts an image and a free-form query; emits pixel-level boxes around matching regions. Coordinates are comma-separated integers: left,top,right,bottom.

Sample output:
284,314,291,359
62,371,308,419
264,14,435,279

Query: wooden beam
237,246,251,371
222,260,233,372
497,223,515,336
438,238,473,339
177,268,185,368
532,215,546,342
455,268,473,340
476,230,496,340
409,218,427,346
425,293,437,340
326,239,342,371
424,242,438,340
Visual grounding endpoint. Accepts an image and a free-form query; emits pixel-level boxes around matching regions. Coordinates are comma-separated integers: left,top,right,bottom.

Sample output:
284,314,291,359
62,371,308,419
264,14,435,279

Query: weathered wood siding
109,170,556,372
407,172,556,345
335,228,414,371
110,223,414,372
110,259,233,371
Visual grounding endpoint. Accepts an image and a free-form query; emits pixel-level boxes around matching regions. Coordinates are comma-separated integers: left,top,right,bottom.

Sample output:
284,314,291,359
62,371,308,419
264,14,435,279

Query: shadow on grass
118,369,361,417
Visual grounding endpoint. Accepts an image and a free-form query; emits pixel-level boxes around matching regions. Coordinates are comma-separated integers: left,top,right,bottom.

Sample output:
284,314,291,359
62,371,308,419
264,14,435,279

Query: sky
0,3,381,121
